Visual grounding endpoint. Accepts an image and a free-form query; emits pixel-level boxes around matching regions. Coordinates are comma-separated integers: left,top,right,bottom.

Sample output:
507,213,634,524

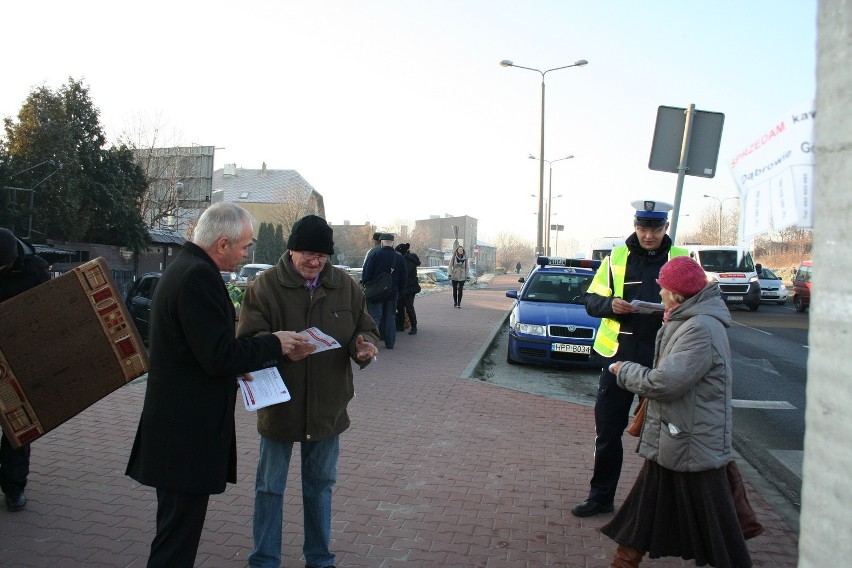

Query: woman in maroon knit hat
601,256,756,567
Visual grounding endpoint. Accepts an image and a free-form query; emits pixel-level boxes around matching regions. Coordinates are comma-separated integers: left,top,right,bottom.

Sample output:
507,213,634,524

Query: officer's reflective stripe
591,246,688,358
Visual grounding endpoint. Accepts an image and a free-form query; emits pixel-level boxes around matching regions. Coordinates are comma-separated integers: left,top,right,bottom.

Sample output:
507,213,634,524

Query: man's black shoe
408,328,417,335
6,492,26,512
571,499,613,517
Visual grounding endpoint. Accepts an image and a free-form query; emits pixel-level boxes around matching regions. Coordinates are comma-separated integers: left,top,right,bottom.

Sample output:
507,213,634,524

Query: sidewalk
0,273,798,567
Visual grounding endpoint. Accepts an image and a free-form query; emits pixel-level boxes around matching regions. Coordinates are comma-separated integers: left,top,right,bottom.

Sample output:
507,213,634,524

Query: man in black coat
126,203,307,568
361,233,406,349
0,228,51,512
394,243,421,335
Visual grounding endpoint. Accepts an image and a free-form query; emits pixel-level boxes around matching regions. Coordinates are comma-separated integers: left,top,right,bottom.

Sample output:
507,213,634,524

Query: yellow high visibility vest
590,245,688,357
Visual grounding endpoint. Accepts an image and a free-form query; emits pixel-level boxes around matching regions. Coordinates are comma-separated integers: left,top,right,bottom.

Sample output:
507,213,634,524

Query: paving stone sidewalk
0,273,798,567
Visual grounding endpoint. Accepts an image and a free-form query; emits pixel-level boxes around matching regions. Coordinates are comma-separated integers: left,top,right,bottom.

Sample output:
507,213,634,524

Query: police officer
0,228,51,511
571,200,688,517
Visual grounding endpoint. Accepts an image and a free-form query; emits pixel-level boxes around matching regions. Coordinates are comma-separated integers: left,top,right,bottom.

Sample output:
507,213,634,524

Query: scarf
455,254,466,264
662,303,681,322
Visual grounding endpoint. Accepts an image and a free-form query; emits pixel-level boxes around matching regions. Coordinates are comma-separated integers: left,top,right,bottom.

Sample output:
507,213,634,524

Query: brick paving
0,273,798,567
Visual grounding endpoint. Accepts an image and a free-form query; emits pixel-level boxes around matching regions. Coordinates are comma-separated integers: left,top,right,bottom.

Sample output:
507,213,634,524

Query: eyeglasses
299,252,330,262
635,225,667,237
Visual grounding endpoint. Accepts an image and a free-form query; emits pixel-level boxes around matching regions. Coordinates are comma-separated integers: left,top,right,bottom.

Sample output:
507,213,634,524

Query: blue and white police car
505,256,601,368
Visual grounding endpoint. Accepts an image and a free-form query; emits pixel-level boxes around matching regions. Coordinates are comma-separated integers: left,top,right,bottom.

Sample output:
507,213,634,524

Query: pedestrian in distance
601,255,752,568
394,243,421,335
125,203,306,568
0,227,50,512
237,214,379,568
515,261,521,274
571,200,688,518
362,233,406,348
448,245,470,308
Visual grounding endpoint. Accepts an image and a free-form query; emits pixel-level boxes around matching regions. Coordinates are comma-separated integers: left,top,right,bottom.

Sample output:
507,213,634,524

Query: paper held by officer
629,300,665,314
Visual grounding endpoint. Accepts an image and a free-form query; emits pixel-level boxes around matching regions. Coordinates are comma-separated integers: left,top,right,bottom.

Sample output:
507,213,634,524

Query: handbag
726,460,764,539
626,397,647,437
363,271,393,302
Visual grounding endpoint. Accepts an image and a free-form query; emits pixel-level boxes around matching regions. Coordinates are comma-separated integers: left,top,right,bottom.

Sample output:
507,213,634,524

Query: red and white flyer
301,327,342,354
238,367,291,411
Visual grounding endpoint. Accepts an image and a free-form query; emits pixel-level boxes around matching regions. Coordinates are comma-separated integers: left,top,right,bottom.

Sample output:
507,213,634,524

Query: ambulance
684,245,762,311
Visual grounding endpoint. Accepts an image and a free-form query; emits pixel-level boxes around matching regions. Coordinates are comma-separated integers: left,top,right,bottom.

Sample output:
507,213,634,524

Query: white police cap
632,200,673,227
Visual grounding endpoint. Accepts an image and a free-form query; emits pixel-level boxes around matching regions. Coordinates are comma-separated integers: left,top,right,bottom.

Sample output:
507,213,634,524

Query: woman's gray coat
615,283,733,472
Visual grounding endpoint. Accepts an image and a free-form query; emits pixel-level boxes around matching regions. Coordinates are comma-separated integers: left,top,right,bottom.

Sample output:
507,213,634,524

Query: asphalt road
472,287,807,532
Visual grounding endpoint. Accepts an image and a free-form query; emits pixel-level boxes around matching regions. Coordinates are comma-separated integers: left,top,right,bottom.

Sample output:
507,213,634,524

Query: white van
684,246,761,311
588,237,625,261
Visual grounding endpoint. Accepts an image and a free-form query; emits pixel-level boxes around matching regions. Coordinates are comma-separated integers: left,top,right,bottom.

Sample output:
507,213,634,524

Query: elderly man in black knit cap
237,214,379,568
0,227,51,512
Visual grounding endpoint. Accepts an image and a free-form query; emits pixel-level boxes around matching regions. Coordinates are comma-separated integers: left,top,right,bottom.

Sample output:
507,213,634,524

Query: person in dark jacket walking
125,203,304,568
362,233,406,348
394,243,421,335
571,200,688,518
0,228,50,512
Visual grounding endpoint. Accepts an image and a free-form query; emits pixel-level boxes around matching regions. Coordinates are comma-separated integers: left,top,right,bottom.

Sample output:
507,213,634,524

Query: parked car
757,267,788,305
505,256,601,368
125,272,161,344
220,271,239,283
417,268,451,286
238,263,274,283
792,260,812,312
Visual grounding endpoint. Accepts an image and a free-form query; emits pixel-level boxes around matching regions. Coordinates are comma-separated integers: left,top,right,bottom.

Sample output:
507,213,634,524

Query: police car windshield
521,273,592,305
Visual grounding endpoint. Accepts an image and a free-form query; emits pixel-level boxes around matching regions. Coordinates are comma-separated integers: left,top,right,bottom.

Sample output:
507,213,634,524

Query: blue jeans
248,435,339,568
367,295,397,348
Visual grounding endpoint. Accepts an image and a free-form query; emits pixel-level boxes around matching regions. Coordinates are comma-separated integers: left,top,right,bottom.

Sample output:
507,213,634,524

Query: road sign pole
670,104,696,243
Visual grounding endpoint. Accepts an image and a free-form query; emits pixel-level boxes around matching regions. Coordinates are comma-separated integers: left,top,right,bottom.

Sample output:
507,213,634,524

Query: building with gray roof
212,162,325,237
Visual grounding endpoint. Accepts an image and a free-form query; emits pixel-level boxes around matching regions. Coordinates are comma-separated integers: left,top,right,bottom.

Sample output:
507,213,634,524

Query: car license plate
552,343,591,354
727,295,743,302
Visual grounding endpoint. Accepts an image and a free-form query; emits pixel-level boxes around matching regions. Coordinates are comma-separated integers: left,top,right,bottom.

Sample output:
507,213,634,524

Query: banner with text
729,101,814,238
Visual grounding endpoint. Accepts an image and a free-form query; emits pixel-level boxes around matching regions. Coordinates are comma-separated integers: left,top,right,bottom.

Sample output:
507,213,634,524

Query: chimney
261,162,267,175
224,163,237,176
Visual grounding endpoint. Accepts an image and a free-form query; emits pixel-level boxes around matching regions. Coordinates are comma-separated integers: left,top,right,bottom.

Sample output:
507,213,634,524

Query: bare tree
678,204,741,246
116,114,212,235
493,231,535,270
332,224,375,267
408,225,433,259
270,200,314,239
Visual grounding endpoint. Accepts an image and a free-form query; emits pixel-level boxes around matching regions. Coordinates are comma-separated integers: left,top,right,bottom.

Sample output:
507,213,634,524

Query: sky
2,1,817,253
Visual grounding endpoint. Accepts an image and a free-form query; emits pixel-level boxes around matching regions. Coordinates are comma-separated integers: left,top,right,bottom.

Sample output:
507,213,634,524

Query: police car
505,256,601,368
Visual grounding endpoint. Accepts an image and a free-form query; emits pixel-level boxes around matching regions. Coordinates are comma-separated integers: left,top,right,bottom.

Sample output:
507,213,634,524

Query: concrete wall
798,0,852,564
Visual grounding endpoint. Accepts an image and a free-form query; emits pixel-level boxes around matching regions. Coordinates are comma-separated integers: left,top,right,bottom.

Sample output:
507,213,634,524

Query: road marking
731,320,773,335
732,399,797,409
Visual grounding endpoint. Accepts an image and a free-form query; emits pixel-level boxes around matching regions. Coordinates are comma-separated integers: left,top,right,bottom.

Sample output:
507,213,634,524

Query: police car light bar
537,256,601,269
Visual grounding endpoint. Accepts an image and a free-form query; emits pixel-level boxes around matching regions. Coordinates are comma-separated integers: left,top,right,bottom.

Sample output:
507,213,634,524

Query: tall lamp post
529,154,573,255
501,58,588,255
703,194,740,245
4,159,63,239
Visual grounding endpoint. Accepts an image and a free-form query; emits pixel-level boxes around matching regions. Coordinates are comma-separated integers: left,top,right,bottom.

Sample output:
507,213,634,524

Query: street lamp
501,58,588,255
703,194,740,245
529,154,573,255
4,159,63,239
